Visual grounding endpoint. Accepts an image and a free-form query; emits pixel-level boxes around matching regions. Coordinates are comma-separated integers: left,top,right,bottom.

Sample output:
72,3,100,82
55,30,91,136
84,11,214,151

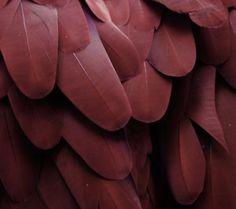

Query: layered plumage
0,0,235,209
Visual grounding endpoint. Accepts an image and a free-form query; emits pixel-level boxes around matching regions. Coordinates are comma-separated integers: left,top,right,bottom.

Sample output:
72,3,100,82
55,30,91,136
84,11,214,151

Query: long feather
187,66,228,151
0,101,40,202
62,105,132,180
38,160,80,209
0,55,12,98
58,0,90,53
161,118,206,205
219,9,236,89
196,20,231,65
57,12,131,131
124,62,172,122
148,11,196,77
0,0,58,99
96,21,141,81
53,146,142,209
8,86,63,149
153,0,228,28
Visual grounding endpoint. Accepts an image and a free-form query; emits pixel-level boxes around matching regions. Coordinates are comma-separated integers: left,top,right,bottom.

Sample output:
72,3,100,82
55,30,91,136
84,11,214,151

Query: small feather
8,86,63,149
58,0,90,52
219,10,236,89
124,62,172,122
38,160,79,209
148,12,196,77
0,56,12,98
53,145,142,209
161,118,206,205
187,66,228,151
62,105,132,180
196,20,231,65
85,0,111,22
57,13,131,131
0,101,40,202
104,0,130,26
96,21,141,81
1,0,58,99
153,0,228,28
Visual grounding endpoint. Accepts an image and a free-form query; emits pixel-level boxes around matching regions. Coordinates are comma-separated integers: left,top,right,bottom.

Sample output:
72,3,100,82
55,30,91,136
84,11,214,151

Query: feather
219,10,236,89
7,193,47,209
120,0,162,61
38,160,79,209
0,0,8,8
8,86,63,149
0,101,40,202
124,62,172,122
153,0,228,28
125,120,152,195
187,66,228,151
196,20,231,65
32,0,69,7
161,118,206,205
0,0,20,41
58,0,90,53
62,105,132,180
104,0,130,26
53,145,142,209
222,0,236,7
148,12,196,77
128,0,162,31
0,55,12,98
0,0,58,99
96,21,141,81
57,13,131,131
85,0,111,22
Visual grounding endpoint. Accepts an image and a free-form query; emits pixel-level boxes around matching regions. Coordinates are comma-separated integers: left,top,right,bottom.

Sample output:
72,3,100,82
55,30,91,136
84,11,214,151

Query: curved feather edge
0,101,40,202
124,62,172,123
38,160,80,209
153,0,228,28
58,0,90,53
187,65,229,151
96,20,141,81
0,0,58,99
148,11,196,77
161,118,206,205
218,9,236,89
57,12,131,131
8,86,63,150
53,145,142,209
62,105,132,180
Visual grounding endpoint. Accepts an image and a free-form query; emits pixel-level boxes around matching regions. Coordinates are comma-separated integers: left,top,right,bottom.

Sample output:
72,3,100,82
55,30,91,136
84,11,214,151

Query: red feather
96,21,141,81
8,86,63,149
53,146,142,209
104,0,130,26
187,66,228,151
161,118,205,205
124,62,172,122
85,0,111,22
148,12,196,77
0,0,58,99
196,21,231,65
58,0,90,53
0,56,12,98
153,0,228,28
57,13,131,131
62,105,132,180
38,160,79,209
0,101,39,202
219,9,236,89
32,0,69,7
